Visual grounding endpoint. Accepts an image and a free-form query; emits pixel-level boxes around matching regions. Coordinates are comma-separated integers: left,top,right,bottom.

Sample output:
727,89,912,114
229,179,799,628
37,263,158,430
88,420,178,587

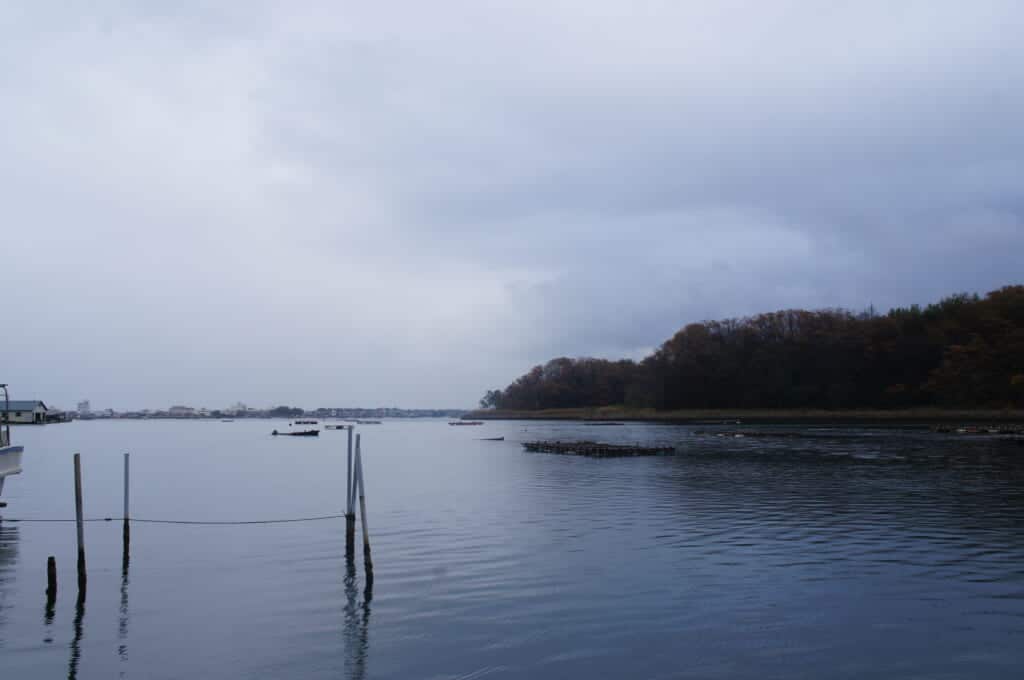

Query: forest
480,285,1024,411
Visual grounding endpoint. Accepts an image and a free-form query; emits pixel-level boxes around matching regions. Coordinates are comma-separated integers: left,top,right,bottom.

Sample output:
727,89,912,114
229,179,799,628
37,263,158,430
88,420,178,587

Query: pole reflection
119,551,130,669
343,558,371,680
0,524,18,647
67,587,85,680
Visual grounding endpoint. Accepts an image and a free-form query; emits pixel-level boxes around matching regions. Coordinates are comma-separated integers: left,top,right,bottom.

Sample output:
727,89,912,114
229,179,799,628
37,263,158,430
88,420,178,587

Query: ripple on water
2,421,1024,679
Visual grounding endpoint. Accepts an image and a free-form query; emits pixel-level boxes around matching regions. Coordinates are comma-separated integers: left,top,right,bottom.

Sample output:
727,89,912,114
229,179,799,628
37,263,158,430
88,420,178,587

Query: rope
133,514,346,525
1,513,348,525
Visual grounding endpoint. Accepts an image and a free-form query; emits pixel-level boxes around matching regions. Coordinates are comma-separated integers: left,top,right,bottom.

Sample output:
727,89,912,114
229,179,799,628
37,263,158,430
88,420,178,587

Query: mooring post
46,555,57,602
122,452,130,564
355,435,373,579
345,426,356,558
346,425,353,511
73,453,86,592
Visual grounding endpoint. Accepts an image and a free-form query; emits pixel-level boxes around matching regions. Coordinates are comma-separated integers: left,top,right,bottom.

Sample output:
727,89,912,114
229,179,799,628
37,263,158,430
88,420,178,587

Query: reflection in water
0,524,18,647
119,553,130,671
67,589,85,680
343,558,371,680
44,566,55,643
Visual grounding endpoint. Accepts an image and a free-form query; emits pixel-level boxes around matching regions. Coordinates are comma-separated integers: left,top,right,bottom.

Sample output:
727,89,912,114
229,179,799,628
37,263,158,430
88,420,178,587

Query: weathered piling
355,435,373,580
46,555,57,603
122,453,130,564
73,453,86,592
345,426,356,559
522,440,674,457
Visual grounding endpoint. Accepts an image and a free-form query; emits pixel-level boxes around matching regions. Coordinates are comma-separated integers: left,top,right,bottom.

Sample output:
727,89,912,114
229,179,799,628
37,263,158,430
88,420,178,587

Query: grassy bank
465,406,1024,424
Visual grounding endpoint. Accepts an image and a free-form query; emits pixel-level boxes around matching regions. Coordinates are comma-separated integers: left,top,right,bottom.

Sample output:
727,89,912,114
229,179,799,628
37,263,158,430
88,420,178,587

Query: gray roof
1,400,47,411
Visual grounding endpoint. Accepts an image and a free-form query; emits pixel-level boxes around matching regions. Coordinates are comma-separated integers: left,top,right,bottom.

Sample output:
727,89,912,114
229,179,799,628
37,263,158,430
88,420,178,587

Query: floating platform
933,425,1024,435
522,440,674,457
272,429,319,437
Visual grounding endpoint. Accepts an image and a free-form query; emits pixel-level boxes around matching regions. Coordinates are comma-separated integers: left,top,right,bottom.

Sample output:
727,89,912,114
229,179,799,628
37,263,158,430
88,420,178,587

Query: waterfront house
0,400,49,424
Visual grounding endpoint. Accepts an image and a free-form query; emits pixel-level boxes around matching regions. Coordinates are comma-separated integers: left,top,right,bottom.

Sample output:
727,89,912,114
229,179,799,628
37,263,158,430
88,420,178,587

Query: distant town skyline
57,400,467,417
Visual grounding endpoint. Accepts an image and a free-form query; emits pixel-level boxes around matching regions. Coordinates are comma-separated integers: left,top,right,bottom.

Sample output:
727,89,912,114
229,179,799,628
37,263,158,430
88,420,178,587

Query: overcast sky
3,1,1023,410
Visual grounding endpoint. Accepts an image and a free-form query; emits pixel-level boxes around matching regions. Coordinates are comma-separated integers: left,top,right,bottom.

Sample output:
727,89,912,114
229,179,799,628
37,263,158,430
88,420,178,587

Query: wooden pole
73,453,86,592
345,426,356,558
346,426,354,512
46,555,57,602
122,453,130,566
355,435,373,579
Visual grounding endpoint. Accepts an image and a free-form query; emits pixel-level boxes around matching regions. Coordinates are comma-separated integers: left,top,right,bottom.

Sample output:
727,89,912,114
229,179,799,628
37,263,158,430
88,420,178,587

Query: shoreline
465,407,1024,425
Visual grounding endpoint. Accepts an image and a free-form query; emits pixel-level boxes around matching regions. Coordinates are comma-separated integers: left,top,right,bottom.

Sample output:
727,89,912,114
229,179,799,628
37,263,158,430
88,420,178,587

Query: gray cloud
2,1,1023,409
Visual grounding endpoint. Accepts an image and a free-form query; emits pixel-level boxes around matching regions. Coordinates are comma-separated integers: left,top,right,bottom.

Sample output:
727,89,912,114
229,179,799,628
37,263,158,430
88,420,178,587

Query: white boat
0,384,25,507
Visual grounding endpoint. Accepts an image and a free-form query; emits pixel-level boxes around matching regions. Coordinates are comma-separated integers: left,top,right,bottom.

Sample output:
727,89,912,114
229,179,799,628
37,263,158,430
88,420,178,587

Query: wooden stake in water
346,426,354,512
345,426,356,558
46,555,57,603
354,435,373,579
73,453,86,591
122,453,130,565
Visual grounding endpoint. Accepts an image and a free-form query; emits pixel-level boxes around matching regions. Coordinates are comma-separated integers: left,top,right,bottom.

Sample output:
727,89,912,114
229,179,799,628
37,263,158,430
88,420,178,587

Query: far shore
464,406,1024,424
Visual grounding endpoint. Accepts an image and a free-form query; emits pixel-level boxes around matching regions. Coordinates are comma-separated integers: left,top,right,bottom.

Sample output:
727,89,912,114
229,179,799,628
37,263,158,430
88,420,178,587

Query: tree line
480,285,1024,411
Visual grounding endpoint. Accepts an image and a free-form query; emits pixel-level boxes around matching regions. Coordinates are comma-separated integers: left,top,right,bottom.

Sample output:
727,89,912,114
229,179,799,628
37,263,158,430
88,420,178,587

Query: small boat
325,424,349,430
221,419,235,422
1,384,26,508
295,420,318,425
480,436,504,441
449,421,484,426
272,429,319,437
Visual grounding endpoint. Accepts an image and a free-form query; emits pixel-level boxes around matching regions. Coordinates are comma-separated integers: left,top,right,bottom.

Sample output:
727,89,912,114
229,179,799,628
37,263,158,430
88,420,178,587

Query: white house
1,400,48,424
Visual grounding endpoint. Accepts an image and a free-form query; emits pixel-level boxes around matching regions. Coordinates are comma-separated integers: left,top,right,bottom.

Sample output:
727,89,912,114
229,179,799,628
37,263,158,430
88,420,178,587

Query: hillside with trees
480,286,1024,411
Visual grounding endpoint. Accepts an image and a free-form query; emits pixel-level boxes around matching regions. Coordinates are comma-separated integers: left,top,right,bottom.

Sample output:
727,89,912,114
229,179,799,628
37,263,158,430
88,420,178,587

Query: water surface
1,419,1022,679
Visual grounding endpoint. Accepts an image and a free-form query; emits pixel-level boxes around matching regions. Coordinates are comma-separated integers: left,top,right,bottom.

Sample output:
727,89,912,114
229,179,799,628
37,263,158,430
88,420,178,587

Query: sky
2,1,1023,411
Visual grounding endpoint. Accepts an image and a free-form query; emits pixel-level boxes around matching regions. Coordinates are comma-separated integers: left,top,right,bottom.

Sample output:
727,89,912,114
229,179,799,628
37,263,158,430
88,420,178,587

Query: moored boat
0,384,25,508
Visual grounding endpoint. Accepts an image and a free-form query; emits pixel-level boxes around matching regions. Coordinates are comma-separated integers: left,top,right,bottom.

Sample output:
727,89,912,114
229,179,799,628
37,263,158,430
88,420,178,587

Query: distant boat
221,419,234,422
480,436,504,441
272,429,319,437
450,421,484,426
294,420,318,425
325,424,349,430
355,420,382,425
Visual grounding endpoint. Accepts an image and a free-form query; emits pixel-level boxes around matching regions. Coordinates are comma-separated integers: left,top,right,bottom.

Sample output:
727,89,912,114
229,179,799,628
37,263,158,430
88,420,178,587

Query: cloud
2,1,1022,409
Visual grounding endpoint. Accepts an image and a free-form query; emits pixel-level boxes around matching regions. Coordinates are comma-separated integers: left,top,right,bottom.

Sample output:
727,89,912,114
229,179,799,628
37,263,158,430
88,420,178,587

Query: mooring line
2,513,347,525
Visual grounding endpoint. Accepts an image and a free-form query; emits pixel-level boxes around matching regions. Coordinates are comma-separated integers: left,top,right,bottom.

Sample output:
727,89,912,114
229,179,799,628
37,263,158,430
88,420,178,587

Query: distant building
1,400,49,424
223,402,247,416
168,405,195,417
77,400,91,416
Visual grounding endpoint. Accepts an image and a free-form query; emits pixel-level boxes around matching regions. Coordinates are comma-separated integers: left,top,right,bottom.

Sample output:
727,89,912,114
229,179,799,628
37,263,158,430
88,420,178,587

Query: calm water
1,419,1023,679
